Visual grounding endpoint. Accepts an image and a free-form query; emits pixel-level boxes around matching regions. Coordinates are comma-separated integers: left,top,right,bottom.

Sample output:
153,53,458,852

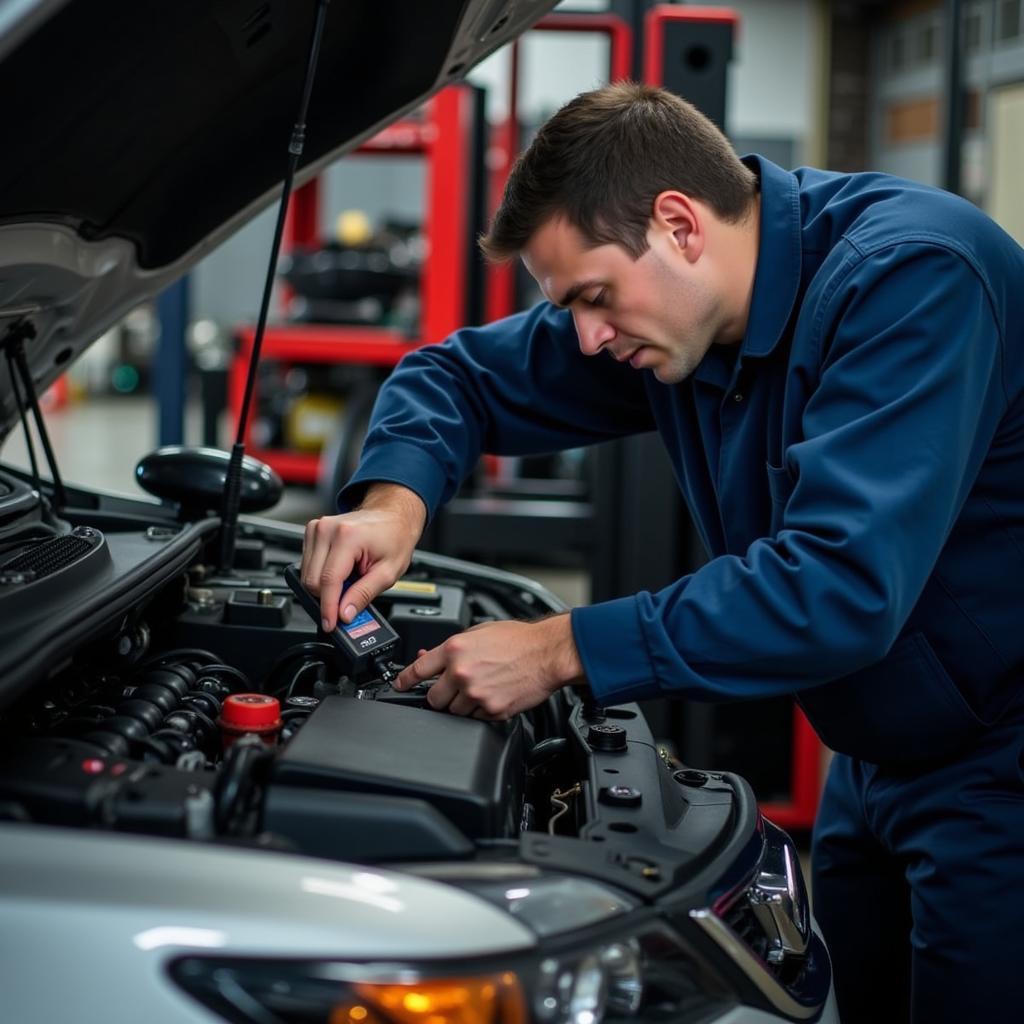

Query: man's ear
651,191,703,262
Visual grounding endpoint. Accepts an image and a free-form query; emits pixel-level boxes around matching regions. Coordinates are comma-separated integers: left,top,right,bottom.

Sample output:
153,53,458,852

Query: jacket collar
690,155,802,389
740,154,803,359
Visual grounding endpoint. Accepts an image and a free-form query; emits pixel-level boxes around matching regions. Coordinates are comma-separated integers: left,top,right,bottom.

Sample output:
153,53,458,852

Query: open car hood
0,0,556,440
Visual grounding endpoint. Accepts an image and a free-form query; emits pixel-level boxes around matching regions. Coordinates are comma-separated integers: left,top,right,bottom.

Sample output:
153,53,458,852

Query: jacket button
732,392,744,403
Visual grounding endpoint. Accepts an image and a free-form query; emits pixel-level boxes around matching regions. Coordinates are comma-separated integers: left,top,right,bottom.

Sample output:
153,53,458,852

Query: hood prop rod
3,319,67,508
5,347,41,494
218,0,331,572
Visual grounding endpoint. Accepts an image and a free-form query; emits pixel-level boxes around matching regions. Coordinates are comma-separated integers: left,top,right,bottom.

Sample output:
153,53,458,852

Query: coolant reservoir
218,694,282,749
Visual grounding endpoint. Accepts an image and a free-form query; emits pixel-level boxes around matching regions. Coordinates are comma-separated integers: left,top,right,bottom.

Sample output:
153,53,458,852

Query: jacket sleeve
338,302,655,516
572,243,1009,704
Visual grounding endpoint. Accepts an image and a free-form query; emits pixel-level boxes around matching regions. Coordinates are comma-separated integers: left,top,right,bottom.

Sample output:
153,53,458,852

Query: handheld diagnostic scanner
284,564,399,682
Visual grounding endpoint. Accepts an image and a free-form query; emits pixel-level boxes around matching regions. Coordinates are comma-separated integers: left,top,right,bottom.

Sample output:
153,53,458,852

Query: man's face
521,214,724,384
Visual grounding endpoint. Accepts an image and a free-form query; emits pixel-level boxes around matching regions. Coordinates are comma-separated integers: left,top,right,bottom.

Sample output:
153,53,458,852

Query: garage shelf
230,85,483,484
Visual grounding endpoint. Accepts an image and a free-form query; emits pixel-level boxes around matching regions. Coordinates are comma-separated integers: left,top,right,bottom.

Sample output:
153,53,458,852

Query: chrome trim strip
689,909,821,1021
748,821,811,960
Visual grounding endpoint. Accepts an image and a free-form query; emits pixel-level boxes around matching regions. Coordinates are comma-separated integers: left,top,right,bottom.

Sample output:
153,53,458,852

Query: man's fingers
301,517,318,559
425,672,457,711
471,706,501,721
318,551,356,633
301,518,326,592
339,563,394,624
447,692,478,717
395,644,447,690
299,518,357,631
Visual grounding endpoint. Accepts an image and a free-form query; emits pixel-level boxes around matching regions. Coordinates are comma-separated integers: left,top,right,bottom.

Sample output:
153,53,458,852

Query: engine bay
0,465,835,1017
0,465,751,902
0,468,745,884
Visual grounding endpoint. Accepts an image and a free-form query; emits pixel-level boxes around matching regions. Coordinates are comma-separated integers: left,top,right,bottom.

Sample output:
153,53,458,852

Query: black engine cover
269,696,524,840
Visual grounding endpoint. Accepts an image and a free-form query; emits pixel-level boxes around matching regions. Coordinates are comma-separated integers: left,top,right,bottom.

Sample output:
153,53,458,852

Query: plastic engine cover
269,696,524,839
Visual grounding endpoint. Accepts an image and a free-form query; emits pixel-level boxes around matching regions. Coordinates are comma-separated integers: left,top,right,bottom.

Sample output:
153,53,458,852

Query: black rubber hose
214,740,270,834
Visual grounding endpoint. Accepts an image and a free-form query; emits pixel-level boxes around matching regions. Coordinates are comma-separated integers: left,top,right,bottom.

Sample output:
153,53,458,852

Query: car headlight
532,929,724,1024
172,961,528,1024
170,924,733,1024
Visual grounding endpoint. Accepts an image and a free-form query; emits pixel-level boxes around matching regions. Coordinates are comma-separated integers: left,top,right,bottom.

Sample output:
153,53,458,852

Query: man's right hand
300,483,427,633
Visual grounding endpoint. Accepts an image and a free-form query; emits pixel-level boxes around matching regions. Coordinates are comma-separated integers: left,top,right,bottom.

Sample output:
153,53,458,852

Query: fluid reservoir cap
588,722,627,752
220,693,282,731
285,695,319,709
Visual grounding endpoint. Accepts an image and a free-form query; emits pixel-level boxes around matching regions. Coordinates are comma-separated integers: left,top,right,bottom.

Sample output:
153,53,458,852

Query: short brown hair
480,81,757,262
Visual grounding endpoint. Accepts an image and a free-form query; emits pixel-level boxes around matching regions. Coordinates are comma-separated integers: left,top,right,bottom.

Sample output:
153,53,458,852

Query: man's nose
573,309,616,356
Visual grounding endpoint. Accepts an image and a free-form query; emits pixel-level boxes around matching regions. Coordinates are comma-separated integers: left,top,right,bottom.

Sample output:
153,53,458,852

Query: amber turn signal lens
329,973,527,1024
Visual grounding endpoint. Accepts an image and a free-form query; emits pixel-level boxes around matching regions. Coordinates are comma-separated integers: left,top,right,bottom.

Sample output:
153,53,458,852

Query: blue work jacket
342,157,1024,765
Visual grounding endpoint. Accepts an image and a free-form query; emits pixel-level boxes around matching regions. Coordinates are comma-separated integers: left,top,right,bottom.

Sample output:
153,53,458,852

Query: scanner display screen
344,609,380,639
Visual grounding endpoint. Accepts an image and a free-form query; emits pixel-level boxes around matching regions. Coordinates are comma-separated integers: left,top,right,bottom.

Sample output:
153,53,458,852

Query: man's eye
584,290,607,308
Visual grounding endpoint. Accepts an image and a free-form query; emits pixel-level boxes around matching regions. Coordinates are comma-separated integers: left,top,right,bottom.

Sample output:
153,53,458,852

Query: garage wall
869,0,1024,235
986,80,1024,243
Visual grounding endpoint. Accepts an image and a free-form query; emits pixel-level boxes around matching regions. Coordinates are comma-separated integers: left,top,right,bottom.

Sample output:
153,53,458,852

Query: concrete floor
0,395,324,523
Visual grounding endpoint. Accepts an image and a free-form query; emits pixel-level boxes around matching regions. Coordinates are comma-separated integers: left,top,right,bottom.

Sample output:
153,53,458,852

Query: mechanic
300,83,1024,1022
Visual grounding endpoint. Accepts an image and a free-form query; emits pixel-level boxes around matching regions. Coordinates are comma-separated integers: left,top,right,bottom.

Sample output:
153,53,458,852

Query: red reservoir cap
219,693,282,732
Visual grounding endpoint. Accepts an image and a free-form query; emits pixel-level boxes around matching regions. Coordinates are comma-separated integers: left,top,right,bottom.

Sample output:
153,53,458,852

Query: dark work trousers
812,710,1024,1023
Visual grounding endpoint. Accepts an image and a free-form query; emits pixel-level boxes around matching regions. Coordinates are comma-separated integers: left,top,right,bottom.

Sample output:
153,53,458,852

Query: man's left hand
392,614,584,719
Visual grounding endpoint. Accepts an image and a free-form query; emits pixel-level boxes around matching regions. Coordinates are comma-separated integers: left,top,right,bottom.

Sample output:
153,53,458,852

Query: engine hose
139,647,222,670
280,707,316,722
214,740,270,834
149,729,196,759
181,692,222,721
165,706,220,755
265,641,341,691
283,660,323,699
136,735,175,764
190,663,251,690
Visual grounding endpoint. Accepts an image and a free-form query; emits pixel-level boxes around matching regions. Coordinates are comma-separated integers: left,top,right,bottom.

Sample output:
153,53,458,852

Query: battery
383,583,472,662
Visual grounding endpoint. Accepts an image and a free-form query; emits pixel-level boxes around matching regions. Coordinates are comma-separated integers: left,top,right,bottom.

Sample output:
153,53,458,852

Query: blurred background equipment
278,211,423,330
228,83,489,491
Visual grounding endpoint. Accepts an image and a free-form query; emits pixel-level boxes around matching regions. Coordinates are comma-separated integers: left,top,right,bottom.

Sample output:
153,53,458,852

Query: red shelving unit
230,85,482,482
485,12,635,323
